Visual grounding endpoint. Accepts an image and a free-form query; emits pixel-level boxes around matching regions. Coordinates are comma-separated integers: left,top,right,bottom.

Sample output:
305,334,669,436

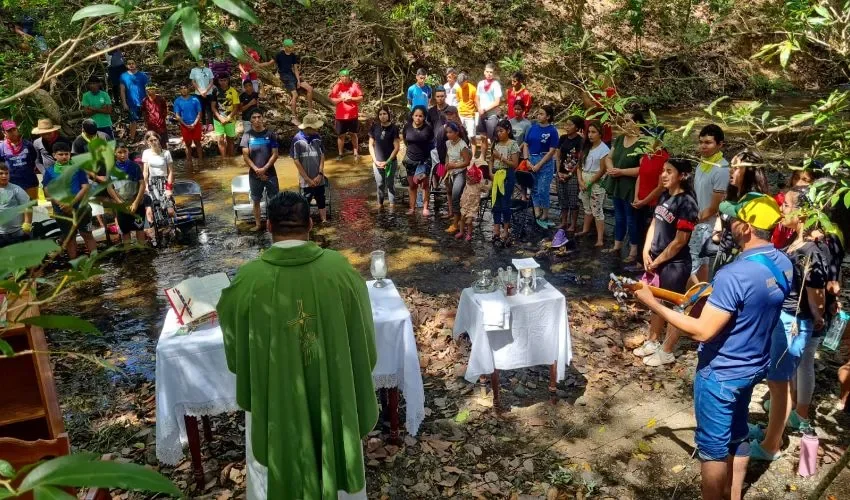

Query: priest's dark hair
268,191,311,236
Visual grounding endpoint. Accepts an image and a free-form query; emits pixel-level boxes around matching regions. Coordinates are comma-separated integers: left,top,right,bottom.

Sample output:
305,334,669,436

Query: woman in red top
506,72,532,119
631,129,669,269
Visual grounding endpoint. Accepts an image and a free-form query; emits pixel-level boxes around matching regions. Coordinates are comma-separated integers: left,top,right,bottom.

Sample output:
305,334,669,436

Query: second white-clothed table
155,279,424,489
452,280,572,385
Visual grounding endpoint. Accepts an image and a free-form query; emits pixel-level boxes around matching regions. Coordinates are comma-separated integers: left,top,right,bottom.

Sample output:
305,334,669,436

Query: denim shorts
689,222,713,274
767,310,813,381
248,173,279,202
694,367,763,461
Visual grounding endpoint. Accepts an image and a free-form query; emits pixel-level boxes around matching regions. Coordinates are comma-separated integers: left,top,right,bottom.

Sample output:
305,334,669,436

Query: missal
164,273,231,326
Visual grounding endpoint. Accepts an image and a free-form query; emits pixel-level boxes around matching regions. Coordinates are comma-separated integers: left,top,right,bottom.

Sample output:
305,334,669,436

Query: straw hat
299,113,324,130
31,118,60,135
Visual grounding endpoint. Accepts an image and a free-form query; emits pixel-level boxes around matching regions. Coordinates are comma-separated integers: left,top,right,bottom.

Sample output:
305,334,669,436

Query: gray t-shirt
290,131,324,188
0,183,30,235
510,118,531,149
694,157,729,221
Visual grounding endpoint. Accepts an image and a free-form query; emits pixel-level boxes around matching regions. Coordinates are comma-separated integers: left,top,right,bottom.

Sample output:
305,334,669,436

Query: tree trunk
355,0,405,66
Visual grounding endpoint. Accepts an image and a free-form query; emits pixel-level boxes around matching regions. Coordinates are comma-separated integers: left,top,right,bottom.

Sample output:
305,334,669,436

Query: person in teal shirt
406,68,432,110
81,76,114,139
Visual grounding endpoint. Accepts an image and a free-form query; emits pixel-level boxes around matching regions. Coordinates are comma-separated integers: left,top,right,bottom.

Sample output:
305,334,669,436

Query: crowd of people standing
2,40,850,499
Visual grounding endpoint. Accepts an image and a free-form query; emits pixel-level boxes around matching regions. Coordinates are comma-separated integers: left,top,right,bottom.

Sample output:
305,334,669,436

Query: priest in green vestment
217,191,378,500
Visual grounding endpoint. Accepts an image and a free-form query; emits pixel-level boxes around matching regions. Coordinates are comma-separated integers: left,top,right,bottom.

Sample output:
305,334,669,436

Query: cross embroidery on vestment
287,300,318,363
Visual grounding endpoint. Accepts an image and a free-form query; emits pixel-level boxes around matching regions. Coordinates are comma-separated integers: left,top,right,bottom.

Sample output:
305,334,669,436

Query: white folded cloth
475,291,510,330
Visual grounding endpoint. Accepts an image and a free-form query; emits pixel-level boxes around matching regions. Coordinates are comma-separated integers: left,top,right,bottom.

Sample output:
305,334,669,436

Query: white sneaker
633,340,660,357
643,350,676,367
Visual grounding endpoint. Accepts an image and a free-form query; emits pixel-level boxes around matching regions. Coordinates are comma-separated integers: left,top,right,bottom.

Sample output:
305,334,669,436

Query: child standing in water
456,164,484,241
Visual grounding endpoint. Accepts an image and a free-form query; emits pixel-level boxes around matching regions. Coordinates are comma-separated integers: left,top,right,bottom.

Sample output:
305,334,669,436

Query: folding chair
172,180,206,225
511,170,538,240
231,174,266,224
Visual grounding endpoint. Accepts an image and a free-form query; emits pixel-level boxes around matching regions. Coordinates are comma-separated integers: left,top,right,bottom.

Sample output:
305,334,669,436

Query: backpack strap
744,252,791,296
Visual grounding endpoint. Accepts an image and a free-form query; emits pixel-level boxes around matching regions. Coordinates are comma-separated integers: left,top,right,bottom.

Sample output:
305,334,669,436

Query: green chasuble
218,242,378,499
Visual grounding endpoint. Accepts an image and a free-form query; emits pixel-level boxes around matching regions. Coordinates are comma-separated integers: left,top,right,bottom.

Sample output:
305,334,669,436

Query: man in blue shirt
406,68,432,110
633,193,791,500
42,141,97,259
119,59,149,143
173,84,203,170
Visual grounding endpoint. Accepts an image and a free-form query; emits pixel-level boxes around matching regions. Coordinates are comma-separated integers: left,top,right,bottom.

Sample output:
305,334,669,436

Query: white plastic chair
231,174,266,224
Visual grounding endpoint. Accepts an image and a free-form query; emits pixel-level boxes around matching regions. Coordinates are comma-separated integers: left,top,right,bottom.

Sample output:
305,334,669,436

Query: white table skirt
452,280,572,383
155,279,425,465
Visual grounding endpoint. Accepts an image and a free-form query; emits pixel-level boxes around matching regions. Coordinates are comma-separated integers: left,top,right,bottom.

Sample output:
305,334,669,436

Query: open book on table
164,273,231,327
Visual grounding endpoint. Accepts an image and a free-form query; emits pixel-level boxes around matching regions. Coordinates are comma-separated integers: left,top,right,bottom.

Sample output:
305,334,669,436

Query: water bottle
798,433,819,477
822,311,849,351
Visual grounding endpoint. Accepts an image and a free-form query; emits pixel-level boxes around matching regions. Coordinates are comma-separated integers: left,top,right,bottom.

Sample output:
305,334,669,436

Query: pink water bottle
798,434,819,477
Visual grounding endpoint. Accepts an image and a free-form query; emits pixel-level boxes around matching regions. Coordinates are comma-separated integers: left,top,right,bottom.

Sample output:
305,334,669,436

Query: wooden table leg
388,388,401,445
549,363,558,404
491,369,501,410
183,415,204,490
202,416,213,443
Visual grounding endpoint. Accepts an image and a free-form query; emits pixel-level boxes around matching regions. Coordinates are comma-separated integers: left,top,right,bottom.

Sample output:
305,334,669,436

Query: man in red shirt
506,71,532,119
141,85,169,146
328,69,363,162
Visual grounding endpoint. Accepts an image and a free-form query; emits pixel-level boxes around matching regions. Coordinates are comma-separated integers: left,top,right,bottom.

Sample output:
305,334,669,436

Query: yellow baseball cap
719,192,782,231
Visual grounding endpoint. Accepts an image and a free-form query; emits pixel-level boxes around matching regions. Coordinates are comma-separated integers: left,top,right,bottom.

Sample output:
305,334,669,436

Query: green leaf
0,339,13,357
211,0,259,23
158,7,191,59
454,409,470,424
0,201,36,228
0,459,14,478
33,486,76,500
0,240,60,272
295,0,311,6
19,454,181,496
220,30,247,61
20,315,100,335
779,46,791,68
843,190,850,208
71,4,125,22
182,9,202,60
813,5,830,19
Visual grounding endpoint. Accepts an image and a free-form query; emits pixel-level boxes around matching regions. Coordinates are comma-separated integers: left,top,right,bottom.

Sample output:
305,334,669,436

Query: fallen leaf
455,409,471,424
671,465,685,473
523,459,534,473
645,418,657,429
484,471,498,483
633,453,649,461
637,440,653,454
581,462,591,472
472,445,483,456
438,474,460,487
597,425,606,434
789,484,798,492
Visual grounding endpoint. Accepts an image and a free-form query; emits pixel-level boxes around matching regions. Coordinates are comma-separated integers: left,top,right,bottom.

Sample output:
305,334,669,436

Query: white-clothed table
452,280,572,383
155,279,425,466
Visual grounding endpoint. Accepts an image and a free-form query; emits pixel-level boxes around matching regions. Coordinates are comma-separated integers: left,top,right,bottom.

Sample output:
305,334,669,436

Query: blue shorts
767,310,812,381
248,173,279,202
128,105,141,122
694,367,763,461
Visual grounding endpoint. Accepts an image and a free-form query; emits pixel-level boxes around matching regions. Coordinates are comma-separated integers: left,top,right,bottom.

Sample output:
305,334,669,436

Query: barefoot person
632,193,790,500
119,60,149,142
443,121,471,234
633,158,698,367
211,75,240,157
241,110,279,232
525,105,559,228
218,190,377,500
173,84,203,170
576,121,611,247
400,106,434,217
291,113,328,224
606,111,644,262
329,69,363,162
367,105,400,206
274,39,314,125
